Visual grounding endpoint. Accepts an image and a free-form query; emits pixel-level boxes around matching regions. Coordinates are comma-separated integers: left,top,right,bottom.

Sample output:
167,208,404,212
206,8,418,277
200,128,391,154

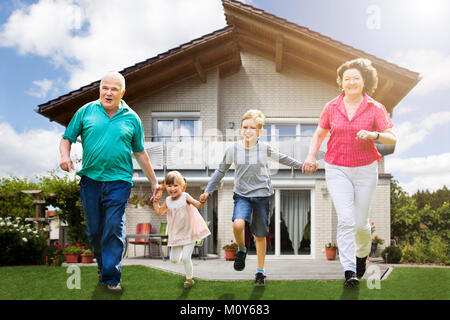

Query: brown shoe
184,279,195,289
106,284,122,292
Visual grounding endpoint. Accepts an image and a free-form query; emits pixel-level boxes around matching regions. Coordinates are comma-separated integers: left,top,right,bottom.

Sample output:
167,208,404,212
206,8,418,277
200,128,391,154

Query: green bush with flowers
0,216,47,266
63,243,84,254
42,243,65,266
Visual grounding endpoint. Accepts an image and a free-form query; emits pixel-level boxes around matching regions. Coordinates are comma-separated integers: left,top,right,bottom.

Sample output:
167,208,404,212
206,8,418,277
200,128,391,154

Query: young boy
199,109,304,286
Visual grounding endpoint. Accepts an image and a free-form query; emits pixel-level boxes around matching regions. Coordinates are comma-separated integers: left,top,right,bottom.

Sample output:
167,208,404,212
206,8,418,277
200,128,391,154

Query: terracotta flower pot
325,248,337,260
65,253,81,263
224,249,237,261
81,254,94,263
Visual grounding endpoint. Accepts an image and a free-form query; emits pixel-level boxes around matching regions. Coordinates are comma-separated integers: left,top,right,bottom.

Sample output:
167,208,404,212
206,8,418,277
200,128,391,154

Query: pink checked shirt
319,93,393,167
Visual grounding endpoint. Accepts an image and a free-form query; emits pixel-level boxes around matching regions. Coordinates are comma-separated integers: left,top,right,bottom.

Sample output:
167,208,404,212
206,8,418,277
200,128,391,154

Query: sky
0,0,449,195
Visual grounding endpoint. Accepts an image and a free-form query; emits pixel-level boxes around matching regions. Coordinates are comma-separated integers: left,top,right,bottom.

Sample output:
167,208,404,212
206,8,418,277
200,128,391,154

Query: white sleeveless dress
165,192,211,247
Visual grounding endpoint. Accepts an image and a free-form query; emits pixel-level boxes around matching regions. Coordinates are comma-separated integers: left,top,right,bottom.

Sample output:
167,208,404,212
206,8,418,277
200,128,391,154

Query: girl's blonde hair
162,170,187,191
241,109,265,129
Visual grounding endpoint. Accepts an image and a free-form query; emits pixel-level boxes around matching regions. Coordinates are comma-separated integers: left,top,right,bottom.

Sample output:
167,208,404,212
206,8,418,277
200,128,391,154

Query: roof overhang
37,26,241,126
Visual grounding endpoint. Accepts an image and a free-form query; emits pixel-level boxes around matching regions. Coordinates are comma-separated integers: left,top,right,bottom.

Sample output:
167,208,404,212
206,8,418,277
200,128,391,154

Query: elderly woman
302,58,396,287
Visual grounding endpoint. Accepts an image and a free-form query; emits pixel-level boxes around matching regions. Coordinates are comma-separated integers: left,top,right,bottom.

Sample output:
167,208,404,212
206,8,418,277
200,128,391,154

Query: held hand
59,157,74,172
150,185,162,204
199,192,209,203
356,130,377,141
152,183,161,197
302,155,318,175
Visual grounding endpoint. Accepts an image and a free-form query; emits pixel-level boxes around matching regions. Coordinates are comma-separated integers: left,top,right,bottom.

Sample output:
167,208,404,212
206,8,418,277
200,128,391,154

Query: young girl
153,170,210,288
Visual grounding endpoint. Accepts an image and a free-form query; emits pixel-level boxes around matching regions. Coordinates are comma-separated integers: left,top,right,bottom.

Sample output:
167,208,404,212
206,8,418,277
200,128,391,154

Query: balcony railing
133,135,328,172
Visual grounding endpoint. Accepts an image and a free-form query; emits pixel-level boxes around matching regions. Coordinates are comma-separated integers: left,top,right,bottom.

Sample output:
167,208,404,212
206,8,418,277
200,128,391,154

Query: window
262,119,318,142
152,112,201,142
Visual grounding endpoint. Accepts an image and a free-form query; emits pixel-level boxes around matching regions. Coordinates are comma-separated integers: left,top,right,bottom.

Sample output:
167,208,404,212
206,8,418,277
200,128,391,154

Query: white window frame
264,118,318,141
152,112,201,141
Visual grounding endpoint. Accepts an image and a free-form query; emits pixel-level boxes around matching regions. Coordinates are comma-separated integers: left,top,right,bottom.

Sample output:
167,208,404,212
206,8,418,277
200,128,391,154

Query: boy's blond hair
240,109,266,129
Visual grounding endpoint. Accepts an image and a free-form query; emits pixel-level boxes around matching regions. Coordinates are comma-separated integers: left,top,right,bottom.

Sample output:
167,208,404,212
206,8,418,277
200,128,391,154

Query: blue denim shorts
232,193,271,237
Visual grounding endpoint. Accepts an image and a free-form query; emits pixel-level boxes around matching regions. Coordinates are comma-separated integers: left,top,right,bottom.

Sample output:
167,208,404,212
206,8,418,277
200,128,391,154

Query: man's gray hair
100,71,126,92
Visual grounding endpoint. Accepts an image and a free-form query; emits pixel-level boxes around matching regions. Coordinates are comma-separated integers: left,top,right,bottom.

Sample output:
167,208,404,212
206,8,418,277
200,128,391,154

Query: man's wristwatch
375,132,380,140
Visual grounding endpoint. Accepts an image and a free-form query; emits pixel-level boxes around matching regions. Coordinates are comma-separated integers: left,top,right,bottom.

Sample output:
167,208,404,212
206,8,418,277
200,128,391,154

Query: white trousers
325,161,378,272
169,242,195,279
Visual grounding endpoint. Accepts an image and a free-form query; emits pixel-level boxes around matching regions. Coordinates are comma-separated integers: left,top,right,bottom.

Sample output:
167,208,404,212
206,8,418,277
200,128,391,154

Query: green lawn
0,265,448,300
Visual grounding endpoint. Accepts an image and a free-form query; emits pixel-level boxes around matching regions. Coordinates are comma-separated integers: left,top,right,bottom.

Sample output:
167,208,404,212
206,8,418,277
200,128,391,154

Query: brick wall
219,51,339,132
131,68,220,138
216,184,235,258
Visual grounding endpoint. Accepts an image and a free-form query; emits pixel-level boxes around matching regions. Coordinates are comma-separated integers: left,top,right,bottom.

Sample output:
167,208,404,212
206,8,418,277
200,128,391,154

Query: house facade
36,0,420,261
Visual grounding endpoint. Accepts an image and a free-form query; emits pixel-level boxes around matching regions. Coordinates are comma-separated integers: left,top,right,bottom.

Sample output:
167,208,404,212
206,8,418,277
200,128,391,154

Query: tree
39,173,87,244
0,174,87,245
412,185,450,209
0,177,39,218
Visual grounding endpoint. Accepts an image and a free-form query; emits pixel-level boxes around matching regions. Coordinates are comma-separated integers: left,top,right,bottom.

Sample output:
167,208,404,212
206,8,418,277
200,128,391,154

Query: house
36,0,420,260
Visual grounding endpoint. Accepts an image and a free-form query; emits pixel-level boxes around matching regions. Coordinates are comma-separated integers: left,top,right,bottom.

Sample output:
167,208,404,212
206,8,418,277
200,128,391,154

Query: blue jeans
80,175,131,286
232,193,271,237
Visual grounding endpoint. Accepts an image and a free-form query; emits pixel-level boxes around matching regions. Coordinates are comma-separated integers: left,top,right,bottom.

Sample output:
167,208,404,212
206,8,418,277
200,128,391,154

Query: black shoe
344,271,359,287
234,249,247,271
356,256,367,279
254,272,266,286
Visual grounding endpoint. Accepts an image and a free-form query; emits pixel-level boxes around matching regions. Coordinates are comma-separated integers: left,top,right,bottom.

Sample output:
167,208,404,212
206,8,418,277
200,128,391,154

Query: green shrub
400,236,449,265
382,245,402,263
0,174,87,245
427,236,449,265
0,217,47,266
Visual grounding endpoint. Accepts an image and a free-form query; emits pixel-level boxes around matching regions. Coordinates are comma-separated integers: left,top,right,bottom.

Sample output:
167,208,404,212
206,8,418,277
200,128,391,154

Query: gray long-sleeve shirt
205,141,303,197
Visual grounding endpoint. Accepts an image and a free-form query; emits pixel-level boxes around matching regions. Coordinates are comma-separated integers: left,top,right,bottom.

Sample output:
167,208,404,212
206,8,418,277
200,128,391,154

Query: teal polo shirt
63,99,145,185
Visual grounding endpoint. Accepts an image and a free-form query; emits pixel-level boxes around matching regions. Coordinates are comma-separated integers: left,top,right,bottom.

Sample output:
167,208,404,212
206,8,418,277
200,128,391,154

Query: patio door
246,189,312,258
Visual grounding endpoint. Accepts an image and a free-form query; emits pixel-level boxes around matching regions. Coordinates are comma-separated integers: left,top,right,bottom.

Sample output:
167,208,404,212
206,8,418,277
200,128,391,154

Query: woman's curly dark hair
336,58,378,95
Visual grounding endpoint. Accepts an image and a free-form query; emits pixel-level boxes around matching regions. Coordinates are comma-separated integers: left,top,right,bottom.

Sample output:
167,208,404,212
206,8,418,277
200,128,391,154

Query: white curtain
280,190,310,254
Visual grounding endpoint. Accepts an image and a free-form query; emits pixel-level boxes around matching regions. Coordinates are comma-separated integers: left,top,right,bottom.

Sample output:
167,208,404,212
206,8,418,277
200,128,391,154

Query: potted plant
325,242,338,260
370,235,384,257
81,248,94,263
222,240,238,261
43,243,65,267
63,243,83,263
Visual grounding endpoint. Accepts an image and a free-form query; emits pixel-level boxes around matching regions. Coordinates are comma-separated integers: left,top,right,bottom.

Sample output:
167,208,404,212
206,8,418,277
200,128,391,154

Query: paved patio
122,255,391,281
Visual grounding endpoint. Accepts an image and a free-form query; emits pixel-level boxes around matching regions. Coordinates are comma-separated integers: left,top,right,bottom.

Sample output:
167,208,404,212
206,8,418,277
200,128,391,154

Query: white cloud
0,0,226,90
26,78,55,98
394,111,450,155
389,50,450,96
395,104,417,116
0,121,82,179
385,153,450,194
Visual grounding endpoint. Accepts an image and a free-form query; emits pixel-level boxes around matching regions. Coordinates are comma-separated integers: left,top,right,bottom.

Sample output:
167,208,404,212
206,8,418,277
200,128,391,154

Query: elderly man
59,71,159,292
